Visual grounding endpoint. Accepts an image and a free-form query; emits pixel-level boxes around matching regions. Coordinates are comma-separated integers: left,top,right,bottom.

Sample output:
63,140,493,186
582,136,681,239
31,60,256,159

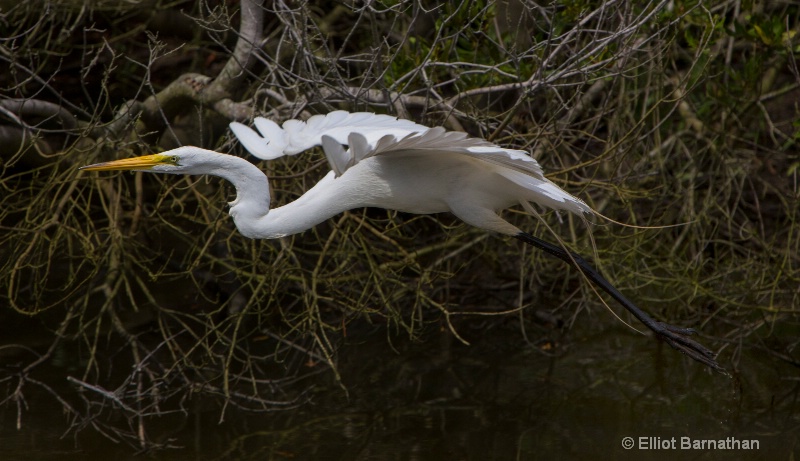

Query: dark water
1,313,798,460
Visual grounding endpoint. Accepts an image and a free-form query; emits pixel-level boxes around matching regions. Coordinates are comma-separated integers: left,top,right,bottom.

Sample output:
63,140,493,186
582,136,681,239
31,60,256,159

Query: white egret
80,119,721,371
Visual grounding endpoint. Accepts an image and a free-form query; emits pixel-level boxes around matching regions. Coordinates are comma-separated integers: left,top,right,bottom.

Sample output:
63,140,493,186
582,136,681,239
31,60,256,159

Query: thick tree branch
137,0,264,131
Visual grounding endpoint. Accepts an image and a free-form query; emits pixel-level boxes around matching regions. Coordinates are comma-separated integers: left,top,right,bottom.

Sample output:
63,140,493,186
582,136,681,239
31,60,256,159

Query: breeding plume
81,112,721,371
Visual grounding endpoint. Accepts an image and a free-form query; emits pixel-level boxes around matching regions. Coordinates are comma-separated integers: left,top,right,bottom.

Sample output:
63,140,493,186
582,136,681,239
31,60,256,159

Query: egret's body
234,152,542,238
81,113,721,371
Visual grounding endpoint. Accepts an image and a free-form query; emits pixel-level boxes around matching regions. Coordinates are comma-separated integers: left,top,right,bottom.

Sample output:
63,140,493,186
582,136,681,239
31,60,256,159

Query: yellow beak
80,154,177,171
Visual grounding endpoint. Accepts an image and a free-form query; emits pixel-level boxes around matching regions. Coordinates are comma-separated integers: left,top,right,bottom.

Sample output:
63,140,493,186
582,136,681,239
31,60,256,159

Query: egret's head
80,147,228,176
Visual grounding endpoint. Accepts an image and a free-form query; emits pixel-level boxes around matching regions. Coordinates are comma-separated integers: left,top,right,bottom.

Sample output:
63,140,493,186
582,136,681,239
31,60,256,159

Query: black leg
515,232,724,372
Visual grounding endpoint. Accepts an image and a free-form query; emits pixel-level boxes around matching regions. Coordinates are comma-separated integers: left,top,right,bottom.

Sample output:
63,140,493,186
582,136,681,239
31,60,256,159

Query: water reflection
1,314,798,460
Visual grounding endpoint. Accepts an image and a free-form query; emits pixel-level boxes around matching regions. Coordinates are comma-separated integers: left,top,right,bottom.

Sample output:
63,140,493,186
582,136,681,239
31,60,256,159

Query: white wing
337,128,593,217
365,127,545,178
230,111,430,161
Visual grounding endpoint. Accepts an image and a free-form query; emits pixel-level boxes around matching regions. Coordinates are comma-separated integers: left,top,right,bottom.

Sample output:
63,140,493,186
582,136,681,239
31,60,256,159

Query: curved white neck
190,153,353,239
230,170,355,239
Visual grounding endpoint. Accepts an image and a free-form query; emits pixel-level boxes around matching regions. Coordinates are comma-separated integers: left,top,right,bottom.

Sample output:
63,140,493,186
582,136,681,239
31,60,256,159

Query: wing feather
230,119,286,160
368,127,545,179
320,135,351,176
230,111,429,160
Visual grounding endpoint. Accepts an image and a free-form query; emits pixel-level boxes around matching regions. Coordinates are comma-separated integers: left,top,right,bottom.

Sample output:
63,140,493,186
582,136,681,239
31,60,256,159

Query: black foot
650,321,724,372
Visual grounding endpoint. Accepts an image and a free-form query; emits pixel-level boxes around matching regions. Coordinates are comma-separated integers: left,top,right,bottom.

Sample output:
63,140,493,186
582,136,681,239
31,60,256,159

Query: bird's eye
170,155,180,165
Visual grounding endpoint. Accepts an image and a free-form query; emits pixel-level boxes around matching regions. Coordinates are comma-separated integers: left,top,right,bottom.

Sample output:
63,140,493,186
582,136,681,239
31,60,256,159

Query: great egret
80,119,721,371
